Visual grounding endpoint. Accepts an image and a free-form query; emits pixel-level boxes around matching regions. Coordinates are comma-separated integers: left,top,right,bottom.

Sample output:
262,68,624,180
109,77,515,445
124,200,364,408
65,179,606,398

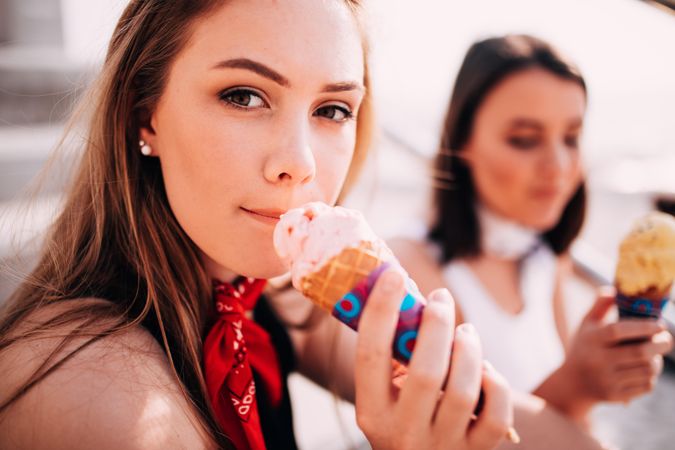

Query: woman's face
141,0,365,280
462,67,585,231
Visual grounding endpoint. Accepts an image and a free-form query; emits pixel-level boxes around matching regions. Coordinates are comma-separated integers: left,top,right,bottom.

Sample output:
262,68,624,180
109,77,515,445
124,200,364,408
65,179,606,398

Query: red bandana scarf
203,277,282,450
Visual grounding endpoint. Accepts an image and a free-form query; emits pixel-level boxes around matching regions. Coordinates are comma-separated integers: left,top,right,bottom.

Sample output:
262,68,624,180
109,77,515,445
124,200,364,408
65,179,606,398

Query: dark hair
428,34,587,262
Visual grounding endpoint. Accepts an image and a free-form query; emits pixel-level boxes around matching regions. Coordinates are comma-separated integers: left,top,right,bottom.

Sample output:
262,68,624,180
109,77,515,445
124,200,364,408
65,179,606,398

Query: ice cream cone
273,202,520,444
299,241,386,311
616,286,671,319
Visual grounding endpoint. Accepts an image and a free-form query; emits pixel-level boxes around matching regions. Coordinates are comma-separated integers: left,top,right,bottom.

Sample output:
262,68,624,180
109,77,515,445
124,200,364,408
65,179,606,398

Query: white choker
478,203,540,260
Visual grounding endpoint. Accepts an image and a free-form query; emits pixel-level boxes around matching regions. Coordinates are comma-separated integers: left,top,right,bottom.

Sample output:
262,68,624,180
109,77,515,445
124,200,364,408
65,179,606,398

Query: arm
0,300,213,450
497,391,604,450
552,255,572,351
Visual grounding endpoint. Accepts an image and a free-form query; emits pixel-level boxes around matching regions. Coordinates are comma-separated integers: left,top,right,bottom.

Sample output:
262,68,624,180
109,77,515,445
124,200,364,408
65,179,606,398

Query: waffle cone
300,240,391,311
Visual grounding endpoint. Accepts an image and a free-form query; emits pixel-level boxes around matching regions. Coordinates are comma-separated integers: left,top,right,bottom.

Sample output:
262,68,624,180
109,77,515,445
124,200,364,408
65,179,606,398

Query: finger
609,331,673,365
355,268,405,419
620,354,663,376
435,323,483,442
657,329,674,354
467,361,513,450
583,288,616,323
600,320,665,345
397,288,455,427
615,380,655,402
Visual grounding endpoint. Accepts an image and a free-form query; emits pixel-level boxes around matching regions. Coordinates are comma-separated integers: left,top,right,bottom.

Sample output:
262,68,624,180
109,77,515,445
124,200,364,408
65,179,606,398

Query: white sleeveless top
442,244,565,392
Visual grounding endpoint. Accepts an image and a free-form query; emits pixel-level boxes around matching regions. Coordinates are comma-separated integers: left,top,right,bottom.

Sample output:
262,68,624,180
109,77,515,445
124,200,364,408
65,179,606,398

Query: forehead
479,68,586,124
177,0,364,84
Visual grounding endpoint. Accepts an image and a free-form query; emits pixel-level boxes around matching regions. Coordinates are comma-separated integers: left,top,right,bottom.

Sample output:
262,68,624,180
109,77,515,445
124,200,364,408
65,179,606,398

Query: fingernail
457,323,476,334
428,288,449,303
483,360,495,372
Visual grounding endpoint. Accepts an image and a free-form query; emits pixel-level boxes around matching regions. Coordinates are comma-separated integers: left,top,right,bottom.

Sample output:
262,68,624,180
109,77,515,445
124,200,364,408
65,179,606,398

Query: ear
137,107,160,157
455,144,475,168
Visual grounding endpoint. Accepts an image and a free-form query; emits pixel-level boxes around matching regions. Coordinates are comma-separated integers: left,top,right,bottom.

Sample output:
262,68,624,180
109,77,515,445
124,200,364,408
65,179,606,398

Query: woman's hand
354,269,513,450
541,288,673,420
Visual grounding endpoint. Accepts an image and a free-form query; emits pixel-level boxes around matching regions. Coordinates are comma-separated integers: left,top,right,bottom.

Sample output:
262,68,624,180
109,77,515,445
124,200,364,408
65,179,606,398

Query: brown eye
219,88,267,109
314,104,353,122
564,135,579,148
507,136,539,149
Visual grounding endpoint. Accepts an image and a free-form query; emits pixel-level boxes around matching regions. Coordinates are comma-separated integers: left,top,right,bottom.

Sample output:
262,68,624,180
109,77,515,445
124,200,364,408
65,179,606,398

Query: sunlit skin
462,67,586,230
140,0,365,281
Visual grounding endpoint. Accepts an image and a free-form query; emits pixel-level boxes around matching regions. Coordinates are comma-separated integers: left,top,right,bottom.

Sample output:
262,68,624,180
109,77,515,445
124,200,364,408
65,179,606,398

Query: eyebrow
509,118,544,130
508,117,583,130
211,58,290,87
211,58,365,94
321,81,365,94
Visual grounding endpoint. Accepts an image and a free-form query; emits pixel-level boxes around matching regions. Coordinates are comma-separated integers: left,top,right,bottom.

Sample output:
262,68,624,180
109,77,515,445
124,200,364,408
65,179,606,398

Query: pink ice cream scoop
273,202,388,289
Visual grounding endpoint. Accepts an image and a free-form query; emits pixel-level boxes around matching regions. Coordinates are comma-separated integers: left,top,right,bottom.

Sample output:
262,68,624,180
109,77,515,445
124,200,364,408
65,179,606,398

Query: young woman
0,1,513,449
391,34,672,425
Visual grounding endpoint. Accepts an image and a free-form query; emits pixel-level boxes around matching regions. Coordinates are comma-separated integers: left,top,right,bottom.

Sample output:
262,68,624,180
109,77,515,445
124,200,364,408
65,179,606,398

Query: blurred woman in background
391,33,672,430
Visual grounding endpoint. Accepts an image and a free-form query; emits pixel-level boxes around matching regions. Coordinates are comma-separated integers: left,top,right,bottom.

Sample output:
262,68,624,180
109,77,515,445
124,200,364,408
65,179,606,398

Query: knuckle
410,369,443,392
448,390,475,411
355,342,387,366
397,433,417,450
606,324,621,342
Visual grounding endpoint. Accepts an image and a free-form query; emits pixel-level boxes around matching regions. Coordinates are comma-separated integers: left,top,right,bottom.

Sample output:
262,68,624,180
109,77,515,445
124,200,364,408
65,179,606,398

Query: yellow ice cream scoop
614,212,675,319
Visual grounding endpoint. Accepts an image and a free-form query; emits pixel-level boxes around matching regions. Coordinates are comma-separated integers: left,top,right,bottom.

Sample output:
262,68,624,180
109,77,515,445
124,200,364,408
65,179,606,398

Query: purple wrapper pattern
616,292,668,319
332,262,426,364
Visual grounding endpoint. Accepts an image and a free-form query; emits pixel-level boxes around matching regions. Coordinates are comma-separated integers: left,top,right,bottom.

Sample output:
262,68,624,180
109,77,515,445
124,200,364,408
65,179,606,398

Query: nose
263,120,316,186
541,142,575,176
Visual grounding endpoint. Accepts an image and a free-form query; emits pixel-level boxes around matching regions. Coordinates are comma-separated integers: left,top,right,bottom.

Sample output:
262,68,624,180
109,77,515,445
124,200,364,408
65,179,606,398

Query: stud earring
139,139,152,156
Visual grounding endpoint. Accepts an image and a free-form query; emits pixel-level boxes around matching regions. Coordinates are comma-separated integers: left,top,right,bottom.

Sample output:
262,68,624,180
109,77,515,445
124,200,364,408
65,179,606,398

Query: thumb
584,286,616,323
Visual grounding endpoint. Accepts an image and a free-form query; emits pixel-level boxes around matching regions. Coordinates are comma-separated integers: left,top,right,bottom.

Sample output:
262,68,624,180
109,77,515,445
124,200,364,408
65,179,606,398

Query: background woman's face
141,0,365,280
462,68,585,230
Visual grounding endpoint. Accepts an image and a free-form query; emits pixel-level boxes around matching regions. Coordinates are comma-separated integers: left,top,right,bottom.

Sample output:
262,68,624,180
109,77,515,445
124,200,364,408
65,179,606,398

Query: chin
526,209,564,231
236,253,290,281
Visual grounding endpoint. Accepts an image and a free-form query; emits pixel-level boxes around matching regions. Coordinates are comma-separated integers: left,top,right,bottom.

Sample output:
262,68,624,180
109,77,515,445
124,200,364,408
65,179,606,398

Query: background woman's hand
560,289,673,408
354,269,513,450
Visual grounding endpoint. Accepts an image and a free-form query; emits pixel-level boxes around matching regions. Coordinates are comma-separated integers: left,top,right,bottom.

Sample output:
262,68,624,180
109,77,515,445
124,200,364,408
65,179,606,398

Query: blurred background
0,0,673,449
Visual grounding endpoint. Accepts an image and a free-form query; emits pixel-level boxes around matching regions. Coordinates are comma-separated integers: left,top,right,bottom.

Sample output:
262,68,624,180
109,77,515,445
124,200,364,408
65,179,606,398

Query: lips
240,207,286,223
531,186,563,198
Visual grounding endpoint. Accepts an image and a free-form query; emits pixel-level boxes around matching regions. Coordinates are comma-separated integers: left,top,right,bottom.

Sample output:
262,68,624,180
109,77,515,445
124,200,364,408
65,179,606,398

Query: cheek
565,155,584,192
313,129,356,203
472,153,531,201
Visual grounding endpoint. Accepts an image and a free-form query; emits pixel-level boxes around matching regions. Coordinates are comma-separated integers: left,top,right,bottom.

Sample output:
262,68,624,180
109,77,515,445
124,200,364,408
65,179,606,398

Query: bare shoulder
0,298,212,450
388,237,444,292
388,237,465,323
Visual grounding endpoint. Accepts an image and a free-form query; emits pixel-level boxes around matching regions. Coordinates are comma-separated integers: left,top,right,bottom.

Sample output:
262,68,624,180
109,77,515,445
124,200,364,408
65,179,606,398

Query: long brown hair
0,0,374,447
428,34,587,262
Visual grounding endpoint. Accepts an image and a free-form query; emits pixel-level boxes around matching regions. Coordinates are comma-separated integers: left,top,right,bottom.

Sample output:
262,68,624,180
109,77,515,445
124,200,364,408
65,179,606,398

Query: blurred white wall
60,0,126,66
367,0,675,191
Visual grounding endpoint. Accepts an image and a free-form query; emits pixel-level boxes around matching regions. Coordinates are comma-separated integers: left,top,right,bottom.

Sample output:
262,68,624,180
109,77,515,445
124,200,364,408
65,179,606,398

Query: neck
477,202,540,261
200,251,238,284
